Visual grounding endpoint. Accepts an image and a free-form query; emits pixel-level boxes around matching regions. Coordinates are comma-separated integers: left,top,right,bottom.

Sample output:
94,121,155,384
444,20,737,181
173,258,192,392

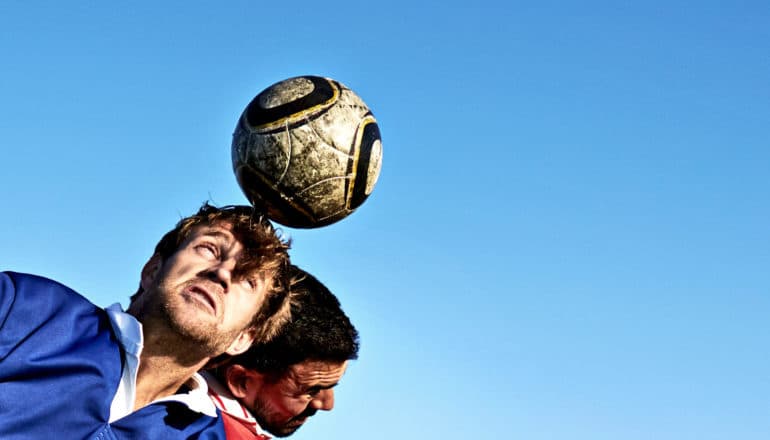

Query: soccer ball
231,75,383,228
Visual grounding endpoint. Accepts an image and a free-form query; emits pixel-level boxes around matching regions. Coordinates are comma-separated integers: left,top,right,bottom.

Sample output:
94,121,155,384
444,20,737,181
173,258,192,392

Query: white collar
154,372,219,418
106,303,143,422
106,303,143,357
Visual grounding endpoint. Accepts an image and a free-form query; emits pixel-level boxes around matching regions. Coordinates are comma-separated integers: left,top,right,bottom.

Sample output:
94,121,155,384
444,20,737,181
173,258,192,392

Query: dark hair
131,202,292,343
223,265,360,377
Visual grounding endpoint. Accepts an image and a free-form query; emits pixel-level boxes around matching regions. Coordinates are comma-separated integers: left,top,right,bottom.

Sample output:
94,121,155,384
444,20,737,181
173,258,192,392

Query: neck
133,320,212,410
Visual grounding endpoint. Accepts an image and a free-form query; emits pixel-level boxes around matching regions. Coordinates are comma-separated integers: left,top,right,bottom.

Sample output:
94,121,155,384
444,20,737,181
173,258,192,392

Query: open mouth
186,285,218,315
289,411,314,427
287,418,307,428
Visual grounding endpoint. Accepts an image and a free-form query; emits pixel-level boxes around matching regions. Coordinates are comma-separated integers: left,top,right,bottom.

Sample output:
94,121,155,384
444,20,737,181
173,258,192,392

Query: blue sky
1,1,768,439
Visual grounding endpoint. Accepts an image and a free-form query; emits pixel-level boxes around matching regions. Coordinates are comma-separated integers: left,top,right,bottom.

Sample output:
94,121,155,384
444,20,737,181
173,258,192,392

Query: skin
129,222,267,409
227,360,349,437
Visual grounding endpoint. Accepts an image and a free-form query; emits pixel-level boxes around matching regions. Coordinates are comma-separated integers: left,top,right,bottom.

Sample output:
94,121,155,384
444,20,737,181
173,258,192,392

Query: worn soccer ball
231,75,383,228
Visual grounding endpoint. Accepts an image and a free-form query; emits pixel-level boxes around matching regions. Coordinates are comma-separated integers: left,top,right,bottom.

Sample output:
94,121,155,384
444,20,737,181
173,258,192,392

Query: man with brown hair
0,203,291,439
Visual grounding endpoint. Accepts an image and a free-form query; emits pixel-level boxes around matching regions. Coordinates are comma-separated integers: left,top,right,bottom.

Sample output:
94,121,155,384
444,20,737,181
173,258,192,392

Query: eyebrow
197,230,233,243
309,382,340,391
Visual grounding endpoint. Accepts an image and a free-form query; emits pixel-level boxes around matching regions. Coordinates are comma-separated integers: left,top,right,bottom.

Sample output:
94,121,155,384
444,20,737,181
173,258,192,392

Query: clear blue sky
1,1,768,439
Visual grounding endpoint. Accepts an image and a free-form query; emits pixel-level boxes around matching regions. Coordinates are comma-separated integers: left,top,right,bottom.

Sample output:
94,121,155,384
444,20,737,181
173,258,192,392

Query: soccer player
0,203,291,439
204,266,360,439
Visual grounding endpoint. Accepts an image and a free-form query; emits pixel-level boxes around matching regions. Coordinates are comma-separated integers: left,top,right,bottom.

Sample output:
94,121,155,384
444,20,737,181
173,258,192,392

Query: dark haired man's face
245,360,348,437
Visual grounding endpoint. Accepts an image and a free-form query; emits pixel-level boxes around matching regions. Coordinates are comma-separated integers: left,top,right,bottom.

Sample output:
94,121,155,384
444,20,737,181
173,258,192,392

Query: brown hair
131,202,292,344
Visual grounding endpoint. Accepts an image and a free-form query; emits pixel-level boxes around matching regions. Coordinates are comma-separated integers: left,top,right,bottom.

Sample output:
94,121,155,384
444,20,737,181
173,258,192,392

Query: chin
272,428,300,438
268,423,303,438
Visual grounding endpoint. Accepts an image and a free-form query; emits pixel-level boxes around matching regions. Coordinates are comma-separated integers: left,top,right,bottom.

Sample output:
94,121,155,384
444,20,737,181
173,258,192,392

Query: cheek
230,292,262,323
160,257,198,283
255,394,301,421
278,396,309,417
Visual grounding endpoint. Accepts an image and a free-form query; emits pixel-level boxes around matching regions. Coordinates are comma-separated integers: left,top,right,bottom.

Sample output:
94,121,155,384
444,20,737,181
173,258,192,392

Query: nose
207,258,236,291
309,389,335,411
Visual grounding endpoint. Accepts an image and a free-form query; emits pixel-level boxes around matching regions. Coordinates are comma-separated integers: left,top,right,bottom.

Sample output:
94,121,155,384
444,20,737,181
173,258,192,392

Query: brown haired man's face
142,223,266,355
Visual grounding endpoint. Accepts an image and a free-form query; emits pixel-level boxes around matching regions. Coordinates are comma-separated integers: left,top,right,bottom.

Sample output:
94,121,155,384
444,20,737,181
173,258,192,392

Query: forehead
185,223,239,244
286,360,348,386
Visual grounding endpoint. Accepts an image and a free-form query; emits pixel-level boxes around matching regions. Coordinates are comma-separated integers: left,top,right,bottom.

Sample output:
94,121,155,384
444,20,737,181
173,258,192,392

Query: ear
224,327,257,356
224,364,261,399
140,253,162,291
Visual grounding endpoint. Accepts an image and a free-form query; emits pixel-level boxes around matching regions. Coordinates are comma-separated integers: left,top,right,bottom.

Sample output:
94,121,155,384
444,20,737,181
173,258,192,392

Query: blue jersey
0,272,226,439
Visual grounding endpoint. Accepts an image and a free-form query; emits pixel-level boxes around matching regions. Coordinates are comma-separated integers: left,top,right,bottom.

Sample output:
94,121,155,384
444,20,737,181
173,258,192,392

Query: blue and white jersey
0,271,227,439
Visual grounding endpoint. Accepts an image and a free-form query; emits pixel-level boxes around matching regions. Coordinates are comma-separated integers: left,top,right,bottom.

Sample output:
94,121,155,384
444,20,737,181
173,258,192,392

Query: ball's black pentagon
243,76,339,133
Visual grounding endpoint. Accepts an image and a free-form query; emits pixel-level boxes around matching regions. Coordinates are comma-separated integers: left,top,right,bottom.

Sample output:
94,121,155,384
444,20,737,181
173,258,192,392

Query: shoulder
1,271,97,311
0,271,104,339
204,372,258,422
203,372,264,438
109,402,227,439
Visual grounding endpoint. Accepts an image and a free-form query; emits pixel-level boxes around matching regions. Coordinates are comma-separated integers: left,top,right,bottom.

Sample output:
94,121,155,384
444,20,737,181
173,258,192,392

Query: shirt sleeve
0,272,19,360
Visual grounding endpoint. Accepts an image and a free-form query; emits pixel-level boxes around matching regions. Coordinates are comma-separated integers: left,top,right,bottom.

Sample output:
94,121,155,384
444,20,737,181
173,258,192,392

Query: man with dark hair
204,265,360,438
0,203,291,439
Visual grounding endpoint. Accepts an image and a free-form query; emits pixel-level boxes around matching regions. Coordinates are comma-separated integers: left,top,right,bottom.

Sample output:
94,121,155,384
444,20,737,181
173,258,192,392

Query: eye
195,242,219,259
238,277,259,291
306,387,321,397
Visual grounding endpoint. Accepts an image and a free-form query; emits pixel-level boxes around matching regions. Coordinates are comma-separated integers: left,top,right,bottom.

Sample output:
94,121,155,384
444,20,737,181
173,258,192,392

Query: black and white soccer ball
232,75,383,228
